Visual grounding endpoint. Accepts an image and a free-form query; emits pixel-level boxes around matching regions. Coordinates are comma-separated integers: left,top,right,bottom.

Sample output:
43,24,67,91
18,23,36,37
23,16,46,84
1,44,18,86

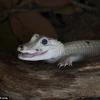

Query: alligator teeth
19,53,34,58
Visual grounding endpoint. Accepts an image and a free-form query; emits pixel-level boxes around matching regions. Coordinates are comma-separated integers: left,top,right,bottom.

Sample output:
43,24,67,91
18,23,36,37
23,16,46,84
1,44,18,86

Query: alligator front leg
58,54,83,68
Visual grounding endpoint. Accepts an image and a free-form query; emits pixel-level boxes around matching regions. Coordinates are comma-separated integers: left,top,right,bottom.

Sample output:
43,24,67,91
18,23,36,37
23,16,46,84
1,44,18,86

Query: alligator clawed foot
58,59,72,68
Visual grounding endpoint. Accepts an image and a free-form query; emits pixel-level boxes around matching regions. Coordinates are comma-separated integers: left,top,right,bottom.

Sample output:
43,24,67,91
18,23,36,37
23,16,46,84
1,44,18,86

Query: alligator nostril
35,49,39,51
35,49,42,51
20,45,24,50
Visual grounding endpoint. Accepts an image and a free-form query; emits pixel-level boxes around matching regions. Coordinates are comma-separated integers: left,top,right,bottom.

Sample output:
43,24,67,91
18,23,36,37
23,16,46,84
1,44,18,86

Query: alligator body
17,34,100,67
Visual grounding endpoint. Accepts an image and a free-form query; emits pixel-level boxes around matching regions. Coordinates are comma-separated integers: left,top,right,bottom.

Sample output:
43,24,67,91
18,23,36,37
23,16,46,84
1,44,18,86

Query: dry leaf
10,11,57,43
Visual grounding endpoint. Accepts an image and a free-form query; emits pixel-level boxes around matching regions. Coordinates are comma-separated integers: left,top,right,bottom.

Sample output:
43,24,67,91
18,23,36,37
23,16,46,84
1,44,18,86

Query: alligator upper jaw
18,50,48,58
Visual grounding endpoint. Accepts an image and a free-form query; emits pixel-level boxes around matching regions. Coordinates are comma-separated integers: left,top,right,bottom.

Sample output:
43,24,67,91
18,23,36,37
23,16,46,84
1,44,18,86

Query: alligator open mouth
18,50,48,58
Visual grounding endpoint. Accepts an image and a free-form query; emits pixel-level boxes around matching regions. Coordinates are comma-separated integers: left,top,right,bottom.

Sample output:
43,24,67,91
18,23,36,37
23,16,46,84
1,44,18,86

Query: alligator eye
41,39,48,45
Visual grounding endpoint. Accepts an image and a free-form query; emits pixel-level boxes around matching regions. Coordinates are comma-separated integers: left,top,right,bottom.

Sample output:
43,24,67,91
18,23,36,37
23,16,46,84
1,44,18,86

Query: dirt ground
0,10,100,100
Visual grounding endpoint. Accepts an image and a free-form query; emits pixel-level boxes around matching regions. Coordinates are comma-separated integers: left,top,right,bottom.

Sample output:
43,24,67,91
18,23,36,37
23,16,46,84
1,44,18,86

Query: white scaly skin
17,33,65,63
17,34,100,68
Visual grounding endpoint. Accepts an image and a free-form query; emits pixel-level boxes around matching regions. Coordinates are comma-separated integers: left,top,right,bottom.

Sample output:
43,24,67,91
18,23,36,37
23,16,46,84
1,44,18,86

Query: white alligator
17,33,100,67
